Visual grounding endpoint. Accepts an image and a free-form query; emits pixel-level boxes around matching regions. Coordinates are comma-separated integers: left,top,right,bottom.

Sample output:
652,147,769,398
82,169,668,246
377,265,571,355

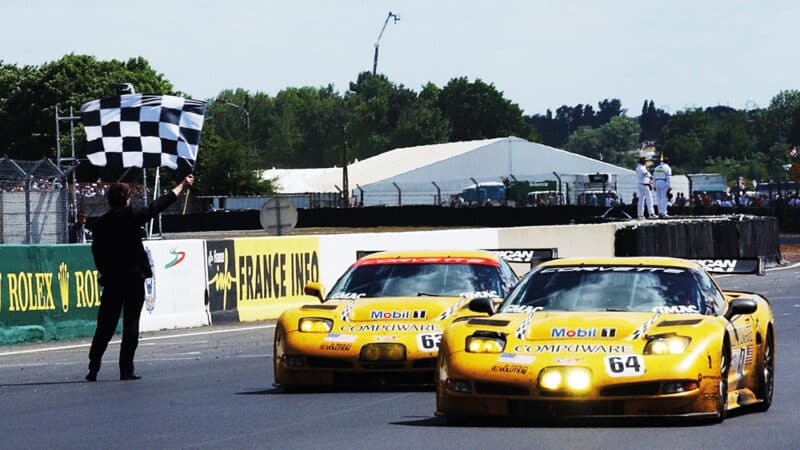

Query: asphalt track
1,264,798,449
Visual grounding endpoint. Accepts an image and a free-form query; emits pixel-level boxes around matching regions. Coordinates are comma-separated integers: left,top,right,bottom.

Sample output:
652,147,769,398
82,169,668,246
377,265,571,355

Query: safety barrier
1,215,781,345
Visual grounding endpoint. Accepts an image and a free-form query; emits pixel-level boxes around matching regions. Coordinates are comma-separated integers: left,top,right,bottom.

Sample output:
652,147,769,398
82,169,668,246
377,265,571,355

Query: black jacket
89,192,178,286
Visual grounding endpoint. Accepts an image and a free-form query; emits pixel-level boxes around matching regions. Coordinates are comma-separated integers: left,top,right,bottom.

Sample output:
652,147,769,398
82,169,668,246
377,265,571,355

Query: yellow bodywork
435,256,775,421
274,250,510,387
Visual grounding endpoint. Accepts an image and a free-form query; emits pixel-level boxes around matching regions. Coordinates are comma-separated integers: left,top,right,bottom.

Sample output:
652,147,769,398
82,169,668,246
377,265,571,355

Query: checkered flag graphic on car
436,298,468,321
81,94,206,173
340,299,355,322
625,312,661,340
515,307,542,339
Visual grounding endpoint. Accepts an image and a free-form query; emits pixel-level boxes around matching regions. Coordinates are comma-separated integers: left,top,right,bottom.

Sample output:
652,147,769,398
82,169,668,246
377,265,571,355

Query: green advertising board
0,244,101,345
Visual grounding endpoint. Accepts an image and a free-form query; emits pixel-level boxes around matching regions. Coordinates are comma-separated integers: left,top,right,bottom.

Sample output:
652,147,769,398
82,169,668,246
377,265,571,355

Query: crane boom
372,11,399,75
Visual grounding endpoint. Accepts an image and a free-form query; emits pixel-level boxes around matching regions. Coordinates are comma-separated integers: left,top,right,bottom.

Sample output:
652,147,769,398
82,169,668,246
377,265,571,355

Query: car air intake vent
656,319,702,327
412,358,437,369
305,357,353,369
600,382,661,396
468,319,510,327
474,382,528,396
301,304,338,310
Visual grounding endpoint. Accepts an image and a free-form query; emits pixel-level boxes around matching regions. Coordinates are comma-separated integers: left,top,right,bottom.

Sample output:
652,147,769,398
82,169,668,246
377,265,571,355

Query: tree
563,116,640,165
193,128,274,195
437,77,533,141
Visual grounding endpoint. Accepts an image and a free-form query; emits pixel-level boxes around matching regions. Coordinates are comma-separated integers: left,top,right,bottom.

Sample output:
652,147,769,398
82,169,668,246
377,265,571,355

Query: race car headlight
538,367,592,392
465,332,506,353
360,343,406,361
644,335,691,355
298,317,333,333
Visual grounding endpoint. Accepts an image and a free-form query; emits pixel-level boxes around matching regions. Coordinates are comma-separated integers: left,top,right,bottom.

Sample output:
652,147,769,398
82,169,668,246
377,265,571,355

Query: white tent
263,136,641,206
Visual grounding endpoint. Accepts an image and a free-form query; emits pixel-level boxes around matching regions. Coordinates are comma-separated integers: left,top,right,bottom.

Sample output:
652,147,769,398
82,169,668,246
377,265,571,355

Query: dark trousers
88,278,145,376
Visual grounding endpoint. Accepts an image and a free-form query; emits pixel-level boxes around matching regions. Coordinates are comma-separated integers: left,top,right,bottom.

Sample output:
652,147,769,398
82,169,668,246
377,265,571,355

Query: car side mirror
724,297,757,320
469,297,496,316
304,282,325,303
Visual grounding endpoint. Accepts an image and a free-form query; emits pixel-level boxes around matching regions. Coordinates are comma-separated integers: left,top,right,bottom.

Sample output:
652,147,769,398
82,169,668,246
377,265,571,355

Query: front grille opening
474,382,529,396
305,357,353,369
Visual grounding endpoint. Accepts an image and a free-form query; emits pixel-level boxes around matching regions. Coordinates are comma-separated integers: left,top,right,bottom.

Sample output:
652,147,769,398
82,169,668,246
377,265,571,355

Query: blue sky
2,1,798,116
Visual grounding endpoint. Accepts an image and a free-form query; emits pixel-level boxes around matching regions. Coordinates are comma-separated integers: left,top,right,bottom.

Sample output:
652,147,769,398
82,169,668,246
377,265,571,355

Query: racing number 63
417,333,442,351
604,355,645,377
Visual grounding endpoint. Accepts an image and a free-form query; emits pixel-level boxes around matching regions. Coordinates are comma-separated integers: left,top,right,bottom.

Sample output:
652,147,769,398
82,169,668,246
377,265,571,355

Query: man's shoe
85,371,97,382
120,373,141,381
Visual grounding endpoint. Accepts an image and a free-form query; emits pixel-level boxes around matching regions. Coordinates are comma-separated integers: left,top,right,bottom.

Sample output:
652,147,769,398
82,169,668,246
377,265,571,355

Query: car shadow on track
237,385,434,395
392,408,749,428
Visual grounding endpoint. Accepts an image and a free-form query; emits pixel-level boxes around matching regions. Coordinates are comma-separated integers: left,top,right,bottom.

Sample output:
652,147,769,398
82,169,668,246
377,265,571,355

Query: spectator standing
69,213,88,243
635,156,656,219
652,157,672,217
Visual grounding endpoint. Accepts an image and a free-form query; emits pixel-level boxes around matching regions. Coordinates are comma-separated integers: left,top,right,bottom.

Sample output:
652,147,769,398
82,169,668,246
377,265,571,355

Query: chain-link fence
0,156,69,244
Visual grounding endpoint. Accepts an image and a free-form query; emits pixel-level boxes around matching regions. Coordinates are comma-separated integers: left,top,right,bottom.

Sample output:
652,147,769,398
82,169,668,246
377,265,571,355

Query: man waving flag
81,94,206,174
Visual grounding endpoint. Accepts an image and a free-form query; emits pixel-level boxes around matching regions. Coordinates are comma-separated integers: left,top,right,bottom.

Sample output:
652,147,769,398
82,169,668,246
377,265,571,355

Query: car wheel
714,343,730,423
753,329,774,412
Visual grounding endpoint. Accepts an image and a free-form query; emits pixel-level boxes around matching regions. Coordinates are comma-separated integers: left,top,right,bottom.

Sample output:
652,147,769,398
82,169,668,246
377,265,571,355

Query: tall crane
373,11,400,75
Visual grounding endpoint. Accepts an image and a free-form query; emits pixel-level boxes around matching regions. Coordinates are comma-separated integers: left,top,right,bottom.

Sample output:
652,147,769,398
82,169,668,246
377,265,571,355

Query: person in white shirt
652,157,672,217
635,156,656,219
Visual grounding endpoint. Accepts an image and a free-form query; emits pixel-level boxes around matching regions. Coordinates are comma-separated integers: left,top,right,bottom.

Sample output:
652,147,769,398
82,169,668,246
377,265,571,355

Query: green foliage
193,128,274,196
563,116,640,165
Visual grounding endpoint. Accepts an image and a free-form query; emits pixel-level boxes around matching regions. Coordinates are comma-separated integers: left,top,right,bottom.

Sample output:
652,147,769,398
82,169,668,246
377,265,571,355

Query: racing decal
373,335,400,342
744,345,754,365
324,333,357,343
514,344,633,354
515,307,542,339
540,266,685,274
485,248,557,263
370,310,425,320
329,292,365,300
502,304,540,313
625,312,662,340
417,333,442,351
497,353,535,365
550,327,616,338
436,298,468,321
460,290,499,299
652,305,699,314
340,324,441,332
320,342,351,352
554,357,584,365
340,299,355,322
490,365,528,375
605,355,646,377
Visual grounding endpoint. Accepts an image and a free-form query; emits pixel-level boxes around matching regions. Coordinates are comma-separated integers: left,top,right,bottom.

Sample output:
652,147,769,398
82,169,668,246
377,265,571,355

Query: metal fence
0,156,69,244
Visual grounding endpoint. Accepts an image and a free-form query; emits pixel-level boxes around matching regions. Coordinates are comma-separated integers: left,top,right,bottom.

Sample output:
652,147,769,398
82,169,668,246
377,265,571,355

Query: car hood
493,311,706,341
331,296,474,322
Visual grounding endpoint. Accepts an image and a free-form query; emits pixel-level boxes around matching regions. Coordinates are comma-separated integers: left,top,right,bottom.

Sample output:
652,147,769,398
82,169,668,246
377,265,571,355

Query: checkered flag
80,94,206,174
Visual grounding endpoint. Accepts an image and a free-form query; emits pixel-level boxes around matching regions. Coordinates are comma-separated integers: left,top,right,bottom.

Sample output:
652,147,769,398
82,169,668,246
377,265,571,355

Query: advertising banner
205,239,238,322
232,236,321,321
0,244,99,344
140,240,209,332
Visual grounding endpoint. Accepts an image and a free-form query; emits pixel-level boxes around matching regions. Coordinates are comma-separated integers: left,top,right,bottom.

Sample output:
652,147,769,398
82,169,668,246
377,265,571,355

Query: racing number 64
604,355,645,377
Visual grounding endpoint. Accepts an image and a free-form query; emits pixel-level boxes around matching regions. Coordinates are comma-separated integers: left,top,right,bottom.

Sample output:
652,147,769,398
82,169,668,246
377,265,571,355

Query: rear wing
486,248,559,267
691,258,765,276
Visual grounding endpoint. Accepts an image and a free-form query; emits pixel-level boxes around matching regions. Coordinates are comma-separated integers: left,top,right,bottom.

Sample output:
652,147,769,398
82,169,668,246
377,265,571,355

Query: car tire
753,329,774,412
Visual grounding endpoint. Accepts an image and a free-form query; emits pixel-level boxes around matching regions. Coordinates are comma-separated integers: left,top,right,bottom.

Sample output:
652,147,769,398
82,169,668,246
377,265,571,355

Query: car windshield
327,262,504,299
503,265,707,314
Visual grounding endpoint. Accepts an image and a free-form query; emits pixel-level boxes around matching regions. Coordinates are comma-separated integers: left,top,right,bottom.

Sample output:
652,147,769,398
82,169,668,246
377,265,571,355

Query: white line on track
0,324,275,357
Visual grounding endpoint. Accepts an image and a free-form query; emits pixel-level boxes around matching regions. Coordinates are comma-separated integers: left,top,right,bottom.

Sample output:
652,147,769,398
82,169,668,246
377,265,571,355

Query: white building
262,136,644,207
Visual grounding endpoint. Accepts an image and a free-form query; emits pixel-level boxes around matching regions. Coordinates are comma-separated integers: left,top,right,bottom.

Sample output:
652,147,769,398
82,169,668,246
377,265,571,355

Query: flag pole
182,187,191,215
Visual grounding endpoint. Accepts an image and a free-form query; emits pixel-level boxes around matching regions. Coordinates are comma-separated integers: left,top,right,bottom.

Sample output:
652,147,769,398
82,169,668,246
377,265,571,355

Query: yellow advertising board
233,236,321,321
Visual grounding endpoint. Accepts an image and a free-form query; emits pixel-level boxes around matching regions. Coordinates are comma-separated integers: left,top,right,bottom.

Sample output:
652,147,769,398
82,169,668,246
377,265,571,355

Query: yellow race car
436,257,774,422
273,250,521,388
